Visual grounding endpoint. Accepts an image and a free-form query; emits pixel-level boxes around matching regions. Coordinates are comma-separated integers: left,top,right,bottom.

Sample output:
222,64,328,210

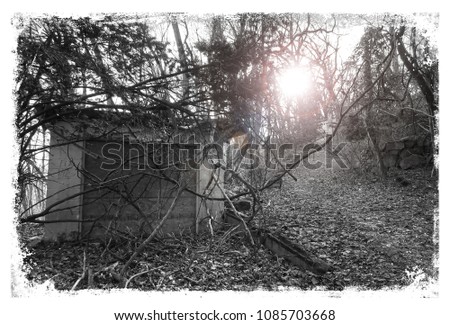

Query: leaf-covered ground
261,165,438,290
17,165,438,292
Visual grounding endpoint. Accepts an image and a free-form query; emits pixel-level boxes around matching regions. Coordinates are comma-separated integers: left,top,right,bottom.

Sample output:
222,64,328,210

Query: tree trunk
396,26,438,159
171,17,189,98
363,30,387,178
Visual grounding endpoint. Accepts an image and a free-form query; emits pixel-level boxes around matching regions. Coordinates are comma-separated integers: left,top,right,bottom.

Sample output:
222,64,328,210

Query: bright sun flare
277,67,311,98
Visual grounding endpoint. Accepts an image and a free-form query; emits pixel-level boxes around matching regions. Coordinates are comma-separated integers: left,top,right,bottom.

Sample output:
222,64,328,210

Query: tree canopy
14,13,438,220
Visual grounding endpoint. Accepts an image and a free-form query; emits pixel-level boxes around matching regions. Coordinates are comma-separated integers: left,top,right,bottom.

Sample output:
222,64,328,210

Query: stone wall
381,135,432,170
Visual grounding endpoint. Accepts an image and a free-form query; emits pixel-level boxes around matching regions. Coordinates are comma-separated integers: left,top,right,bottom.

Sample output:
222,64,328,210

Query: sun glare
277,66,311,98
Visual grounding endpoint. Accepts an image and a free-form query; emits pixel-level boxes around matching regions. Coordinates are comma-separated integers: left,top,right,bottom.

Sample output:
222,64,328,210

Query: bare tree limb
120,185,185,277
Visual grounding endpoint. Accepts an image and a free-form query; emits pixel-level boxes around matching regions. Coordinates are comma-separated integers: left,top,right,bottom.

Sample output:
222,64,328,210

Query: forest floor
17,164,438,292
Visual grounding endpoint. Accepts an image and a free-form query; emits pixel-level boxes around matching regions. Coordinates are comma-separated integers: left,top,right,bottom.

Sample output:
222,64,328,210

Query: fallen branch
212,173,255,245
183,275,201,285
222,166,262,219
218,224,241,246
71,251,87,291
125,266,163,289
257,231,332,275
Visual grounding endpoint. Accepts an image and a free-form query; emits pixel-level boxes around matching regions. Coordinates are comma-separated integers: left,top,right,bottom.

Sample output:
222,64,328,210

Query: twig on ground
183,275,201,285
71,251,87,291
125,266,163,289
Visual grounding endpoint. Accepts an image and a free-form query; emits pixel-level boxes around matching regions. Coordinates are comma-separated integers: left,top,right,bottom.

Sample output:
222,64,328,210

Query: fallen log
223,213,332,275
255,231,332,276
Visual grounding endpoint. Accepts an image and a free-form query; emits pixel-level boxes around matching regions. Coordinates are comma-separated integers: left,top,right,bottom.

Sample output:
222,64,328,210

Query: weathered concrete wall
195,164,224,233
44,122,226,240
44,123,83,241
80,139,213,238
81,142,200,238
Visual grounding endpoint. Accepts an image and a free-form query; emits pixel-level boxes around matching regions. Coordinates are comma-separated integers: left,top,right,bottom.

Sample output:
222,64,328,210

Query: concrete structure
44,120,226,241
